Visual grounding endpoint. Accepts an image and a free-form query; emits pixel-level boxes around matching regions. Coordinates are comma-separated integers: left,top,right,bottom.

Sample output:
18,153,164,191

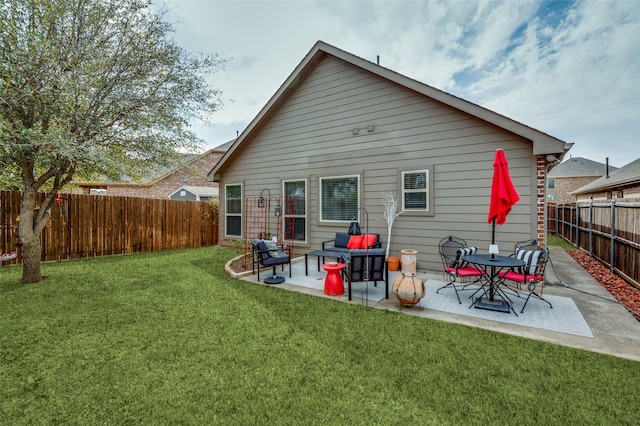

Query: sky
152,0,639,168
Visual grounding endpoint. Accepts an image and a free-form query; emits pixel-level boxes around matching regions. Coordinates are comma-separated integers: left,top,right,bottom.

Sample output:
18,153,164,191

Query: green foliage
547,235,576,250
0,0,225,191
1,247,639,424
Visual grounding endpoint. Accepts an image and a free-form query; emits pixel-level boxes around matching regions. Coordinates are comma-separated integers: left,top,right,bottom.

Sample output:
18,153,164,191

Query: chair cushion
261,254,290,267
450,247,477,268
445,266,484,277
349,248,385,255
347,235,365,249
499,270,542,283
334,232,351,248
515,249,542,275
253,239,271,262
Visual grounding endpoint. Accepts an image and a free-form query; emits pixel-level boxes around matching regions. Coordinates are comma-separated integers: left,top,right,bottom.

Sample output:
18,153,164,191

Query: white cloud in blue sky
155,0,639,167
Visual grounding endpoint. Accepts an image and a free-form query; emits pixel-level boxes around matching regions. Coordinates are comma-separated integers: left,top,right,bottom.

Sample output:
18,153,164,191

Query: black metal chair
251,239,291,284
498,240,552,313
343,250,388,301
437,236,485,304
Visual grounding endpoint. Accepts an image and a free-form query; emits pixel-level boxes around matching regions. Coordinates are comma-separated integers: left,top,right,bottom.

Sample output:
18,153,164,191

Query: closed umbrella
488,149,520,252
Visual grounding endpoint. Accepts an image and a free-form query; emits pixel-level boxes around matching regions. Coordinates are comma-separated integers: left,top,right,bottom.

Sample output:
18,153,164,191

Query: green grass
547,235,575,251
1,247,638,425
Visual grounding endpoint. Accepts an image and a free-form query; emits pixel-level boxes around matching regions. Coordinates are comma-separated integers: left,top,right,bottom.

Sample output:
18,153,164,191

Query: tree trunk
19,189,46,283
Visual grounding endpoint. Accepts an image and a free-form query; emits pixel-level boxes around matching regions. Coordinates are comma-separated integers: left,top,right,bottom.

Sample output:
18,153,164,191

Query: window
548,178,555,189
402,170,429,211
225,183,242,237
283,179,307,242
319,175,359,222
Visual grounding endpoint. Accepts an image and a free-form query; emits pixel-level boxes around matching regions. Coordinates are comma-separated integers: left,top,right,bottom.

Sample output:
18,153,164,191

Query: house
572,157,640,202
547,157,618,204
78,147,228,199
207,41,572,271
169,185,219,202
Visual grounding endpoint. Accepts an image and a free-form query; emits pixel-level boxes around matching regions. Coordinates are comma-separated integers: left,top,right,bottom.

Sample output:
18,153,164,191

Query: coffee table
304,250,345,275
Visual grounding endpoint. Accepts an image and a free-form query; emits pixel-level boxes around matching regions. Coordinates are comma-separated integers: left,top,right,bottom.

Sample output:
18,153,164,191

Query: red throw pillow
347,235,365,249
361,234,377,249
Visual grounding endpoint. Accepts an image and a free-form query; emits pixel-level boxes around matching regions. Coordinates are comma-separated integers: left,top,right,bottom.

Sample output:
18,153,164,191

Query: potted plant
381,192,403,271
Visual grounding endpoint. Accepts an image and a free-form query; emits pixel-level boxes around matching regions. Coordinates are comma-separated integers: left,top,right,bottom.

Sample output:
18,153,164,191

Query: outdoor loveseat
321,232,382,255
321,232,387,300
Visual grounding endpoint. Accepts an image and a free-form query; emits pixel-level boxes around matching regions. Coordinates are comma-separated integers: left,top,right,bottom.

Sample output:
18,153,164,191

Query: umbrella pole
491,216,496,260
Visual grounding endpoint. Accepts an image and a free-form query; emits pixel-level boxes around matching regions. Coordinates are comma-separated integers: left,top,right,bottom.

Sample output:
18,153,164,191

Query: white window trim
401,169,430,213
283,178,308,244
319,174,361,224
224,183,242,238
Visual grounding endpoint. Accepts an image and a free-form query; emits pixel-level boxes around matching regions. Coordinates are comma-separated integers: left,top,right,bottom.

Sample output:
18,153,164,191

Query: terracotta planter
387,256,401,271
392,249,425,307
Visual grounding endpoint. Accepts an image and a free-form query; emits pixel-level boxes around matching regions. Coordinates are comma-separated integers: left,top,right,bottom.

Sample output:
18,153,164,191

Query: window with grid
225,183,242,237
319,175,359,222
283,179,307,242
402,170,429,211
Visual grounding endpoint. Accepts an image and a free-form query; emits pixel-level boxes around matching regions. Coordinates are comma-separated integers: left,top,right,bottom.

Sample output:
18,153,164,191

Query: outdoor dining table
462,253,525,315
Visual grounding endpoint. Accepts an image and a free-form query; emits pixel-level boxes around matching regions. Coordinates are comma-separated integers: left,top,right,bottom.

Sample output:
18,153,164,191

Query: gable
208,41,571,181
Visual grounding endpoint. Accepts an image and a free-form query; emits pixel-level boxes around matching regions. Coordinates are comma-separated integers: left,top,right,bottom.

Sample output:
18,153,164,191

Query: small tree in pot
381,192,403,259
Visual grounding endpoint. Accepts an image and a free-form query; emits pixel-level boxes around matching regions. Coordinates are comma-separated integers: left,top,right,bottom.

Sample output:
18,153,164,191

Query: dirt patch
568,250,640,321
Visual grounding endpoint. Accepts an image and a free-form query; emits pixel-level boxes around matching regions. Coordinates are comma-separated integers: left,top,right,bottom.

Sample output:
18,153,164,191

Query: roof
572,157,640,195
171,186,219,198
548,157,618,178
78,148,226,188
208,40,572,181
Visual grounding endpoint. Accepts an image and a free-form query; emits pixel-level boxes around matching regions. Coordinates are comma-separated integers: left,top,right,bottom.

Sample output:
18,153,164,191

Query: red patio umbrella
488,149,520,248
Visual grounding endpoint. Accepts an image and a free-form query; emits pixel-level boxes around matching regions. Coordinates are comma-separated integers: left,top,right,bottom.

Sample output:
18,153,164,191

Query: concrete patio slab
237,247,640,362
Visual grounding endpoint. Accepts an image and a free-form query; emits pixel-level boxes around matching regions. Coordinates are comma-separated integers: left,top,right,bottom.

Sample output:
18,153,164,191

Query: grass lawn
1,246,639,425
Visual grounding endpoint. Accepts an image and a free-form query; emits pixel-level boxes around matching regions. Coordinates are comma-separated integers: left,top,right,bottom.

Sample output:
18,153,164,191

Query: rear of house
209,41,571,271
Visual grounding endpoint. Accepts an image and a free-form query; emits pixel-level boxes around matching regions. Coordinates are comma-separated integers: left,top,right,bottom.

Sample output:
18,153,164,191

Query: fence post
588,199,593,255
569,205,574,244
610,200,616,273
576,204,581,249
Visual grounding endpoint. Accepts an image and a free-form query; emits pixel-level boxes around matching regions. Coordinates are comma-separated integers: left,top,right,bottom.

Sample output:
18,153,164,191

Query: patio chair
498,240,552,313
437,236,485,304
251,239,291,284
344,250,388,301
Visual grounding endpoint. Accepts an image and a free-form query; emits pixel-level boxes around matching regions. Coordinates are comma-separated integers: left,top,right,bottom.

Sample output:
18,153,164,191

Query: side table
322,262,345,296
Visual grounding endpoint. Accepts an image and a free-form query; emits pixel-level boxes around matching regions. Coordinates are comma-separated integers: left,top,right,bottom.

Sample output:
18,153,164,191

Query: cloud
156,0,640,166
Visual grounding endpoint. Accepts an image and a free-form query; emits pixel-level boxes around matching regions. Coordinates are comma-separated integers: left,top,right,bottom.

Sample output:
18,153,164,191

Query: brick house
572,157,640,201
547,157,617,204
78,146,229,199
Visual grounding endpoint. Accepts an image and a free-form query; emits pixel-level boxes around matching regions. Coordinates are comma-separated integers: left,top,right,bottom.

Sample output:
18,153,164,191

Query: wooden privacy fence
0,191,218,264
549,201,640,288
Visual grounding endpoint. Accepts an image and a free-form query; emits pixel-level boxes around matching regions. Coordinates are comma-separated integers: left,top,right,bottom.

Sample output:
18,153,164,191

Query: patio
238,246,640,361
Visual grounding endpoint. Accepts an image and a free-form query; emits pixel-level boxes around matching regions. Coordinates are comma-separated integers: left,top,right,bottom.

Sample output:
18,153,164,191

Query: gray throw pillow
265,240,280,257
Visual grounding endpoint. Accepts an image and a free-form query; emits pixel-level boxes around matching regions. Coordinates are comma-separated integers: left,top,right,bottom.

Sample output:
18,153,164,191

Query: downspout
543,155,560,246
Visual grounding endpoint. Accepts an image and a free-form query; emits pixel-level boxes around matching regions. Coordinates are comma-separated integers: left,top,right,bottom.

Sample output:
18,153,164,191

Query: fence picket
0,191,217,265
550,201,640,289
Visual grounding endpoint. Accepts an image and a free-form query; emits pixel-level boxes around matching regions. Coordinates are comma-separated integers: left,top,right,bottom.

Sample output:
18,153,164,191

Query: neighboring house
169,186,219,202
78,147,228,199
207,41,572,271
547,157,618,204
572,157,640,202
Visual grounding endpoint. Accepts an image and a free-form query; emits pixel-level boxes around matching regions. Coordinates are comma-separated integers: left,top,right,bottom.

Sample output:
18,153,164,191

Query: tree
0,0,225,282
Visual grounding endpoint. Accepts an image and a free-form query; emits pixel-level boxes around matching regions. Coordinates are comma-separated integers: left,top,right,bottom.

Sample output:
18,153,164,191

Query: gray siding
220,56,539,271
